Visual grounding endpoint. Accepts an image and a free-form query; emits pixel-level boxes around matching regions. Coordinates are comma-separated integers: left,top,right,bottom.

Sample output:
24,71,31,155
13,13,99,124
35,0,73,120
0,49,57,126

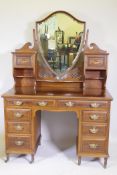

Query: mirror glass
36,11,85,74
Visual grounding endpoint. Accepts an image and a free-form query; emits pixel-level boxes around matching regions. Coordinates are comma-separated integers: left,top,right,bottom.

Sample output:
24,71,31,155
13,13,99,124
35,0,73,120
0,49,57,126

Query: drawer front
14,55,33,68
85,55,107,69
7,122,31,134
33,100,55,107
6,136,32,151
57,100,108,108
6,99,32,107
6,108,31,121
81,140,106,153
82,111,108,123
82,124,107,137
6,99,55,108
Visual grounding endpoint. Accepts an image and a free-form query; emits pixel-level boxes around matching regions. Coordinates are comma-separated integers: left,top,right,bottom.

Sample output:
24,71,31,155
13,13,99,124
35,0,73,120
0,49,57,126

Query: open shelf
14,68,34,78
84,79,105,89
85,70,106,80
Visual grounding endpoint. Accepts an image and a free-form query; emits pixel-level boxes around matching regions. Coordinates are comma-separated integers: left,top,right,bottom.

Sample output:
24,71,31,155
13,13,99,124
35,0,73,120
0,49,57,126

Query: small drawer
6,99,32,107
85,55,107,69
81,140,106,153
6,136,31,152
6,108,31,121
82,124,107,137
57,100,108,108
13,55,33,68
57,100,78,108
33,100,55,107
82,111,108,123
6,99,55,108
7,122,31,134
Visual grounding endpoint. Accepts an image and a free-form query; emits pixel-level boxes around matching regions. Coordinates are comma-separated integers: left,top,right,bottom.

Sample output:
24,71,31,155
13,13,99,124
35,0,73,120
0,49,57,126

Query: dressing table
2,11,112,168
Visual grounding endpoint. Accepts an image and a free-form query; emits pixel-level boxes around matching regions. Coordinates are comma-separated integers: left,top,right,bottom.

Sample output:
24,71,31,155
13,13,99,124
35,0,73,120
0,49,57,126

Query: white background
0,0,117,174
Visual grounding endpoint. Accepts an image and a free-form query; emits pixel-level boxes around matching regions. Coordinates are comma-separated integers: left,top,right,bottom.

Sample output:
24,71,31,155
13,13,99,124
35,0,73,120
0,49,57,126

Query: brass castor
30,154,34,163
5,154,9,163
78,156,81,165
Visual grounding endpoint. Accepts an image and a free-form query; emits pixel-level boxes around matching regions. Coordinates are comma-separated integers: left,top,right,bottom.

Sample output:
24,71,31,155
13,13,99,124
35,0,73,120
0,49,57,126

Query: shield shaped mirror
36,11,85,74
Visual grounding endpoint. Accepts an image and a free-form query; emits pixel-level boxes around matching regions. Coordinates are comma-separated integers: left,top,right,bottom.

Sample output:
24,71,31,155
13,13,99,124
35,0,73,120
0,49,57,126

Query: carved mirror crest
36,11,86,80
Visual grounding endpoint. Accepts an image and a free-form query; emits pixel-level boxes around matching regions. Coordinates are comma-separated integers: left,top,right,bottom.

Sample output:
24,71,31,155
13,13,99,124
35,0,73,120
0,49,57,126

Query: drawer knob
89,144,98,149
90,114,99,120
37,101,48,106
15,140,24,146
15,125,23,131
15,101,23,106
14,112,23,118
89,127,98,134
65,101,74,107
90,103,100,108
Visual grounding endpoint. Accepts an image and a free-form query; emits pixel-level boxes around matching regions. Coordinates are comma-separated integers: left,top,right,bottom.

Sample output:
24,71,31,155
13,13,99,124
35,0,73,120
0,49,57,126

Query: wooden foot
5,154,9,163
78,156,81,165
30,154,34,163
104,158,108,168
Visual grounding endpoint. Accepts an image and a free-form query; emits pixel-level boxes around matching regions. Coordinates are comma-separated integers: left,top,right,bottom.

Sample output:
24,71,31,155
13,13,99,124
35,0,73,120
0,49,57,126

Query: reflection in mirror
36,11,85,74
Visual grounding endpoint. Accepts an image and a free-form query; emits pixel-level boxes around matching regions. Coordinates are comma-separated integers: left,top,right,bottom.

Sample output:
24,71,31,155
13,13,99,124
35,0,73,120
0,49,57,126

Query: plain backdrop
0,0,117,171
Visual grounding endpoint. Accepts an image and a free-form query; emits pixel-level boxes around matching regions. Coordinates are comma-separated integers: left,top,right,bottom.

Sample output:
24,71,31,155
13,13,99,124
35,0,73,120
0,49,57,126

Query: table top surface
2,87,113,101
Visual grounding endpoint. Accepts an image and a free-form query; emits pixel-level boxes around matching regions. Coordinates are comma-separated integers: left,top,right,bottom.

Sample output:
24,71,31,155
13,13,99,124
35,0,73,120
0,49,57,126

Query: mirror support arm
84,29,89,49
33,29,38,50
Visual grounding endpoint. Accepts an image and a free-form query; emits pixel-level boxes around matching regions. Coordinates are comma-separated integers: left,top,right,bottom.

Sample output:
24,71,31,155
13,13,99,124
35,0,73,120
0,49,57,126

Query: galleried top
12,10,109,92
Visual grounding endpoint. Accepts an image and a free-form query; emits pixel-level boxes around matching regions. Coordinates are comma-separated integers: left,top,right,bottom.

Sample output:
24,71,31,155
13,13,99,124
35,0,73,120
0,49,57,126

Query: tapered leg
78,156,81,165
104,158,108,168
39,135,42,145
30,154,34,163
5,154,9,162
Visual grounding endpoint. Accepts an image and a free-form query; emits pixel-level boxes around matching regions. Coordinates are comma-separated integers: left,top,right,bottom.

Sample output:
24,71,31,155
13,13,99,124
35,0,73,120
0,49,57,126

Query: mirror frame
35,10,86,79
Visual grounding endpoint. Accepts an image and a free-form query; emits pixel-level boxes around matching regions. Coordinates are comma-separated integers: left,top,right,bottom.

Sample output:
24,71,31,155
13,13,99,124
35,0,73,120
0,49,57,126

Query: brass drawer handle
20,59,29,63
37,101,48,106
90,103,100,108
15,140,24,146
14,112,23,118
91,60,102,65
89,144,98,149
15,125,24,131
15,101,23,106
90,114,99,120
65,101,74,107
89,127,98,134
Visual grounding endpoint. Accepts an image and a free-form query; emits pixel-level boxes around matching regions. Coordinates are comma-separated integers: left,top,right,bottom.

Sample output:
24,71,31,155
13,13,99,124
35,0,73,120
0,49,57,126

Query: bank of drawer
82,124,107,137
6,135,32,151
81,140,106,153
6,108,31,121
85,56,107,69
57,100,108,108
7,122,31,134
82,111,108,123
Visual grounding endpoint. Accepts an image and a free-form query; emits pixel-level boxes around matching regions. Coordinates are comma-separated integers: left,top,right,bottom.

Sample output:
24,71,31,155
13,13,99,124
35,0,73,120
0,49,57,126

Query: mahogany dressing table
2,11,112,168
